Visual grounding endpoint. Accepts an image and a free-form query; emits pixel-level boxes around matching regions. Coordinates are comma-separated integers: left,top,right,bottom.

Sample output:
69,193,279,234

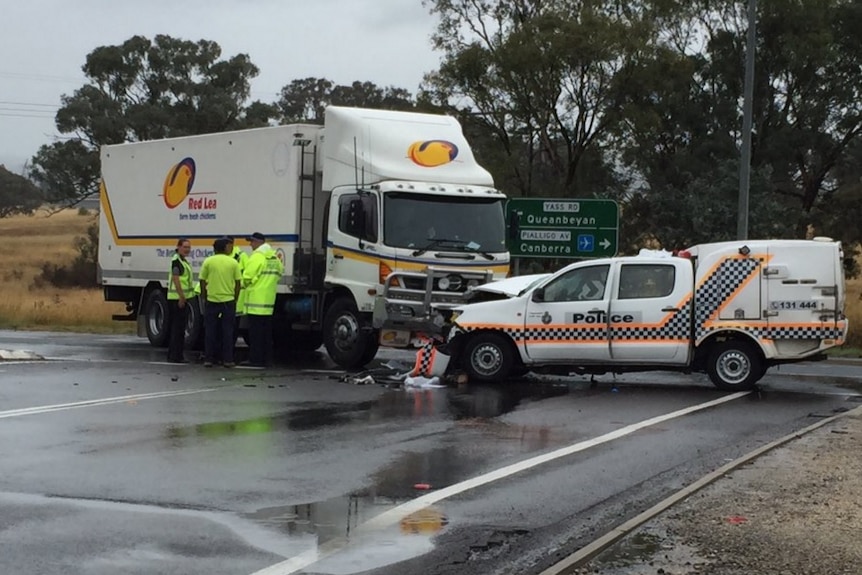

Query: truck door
326,190,381,312
608,260,693,363
524,264,612,363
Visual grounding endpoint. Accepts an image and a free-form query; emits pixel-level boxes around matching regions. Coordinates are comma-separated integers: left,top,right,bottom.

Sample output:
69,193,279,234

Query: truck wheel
707,341,762,391
463,332,514,382
359,331,380,365
185,297,204,350
323,298,377,368
144,289,169,348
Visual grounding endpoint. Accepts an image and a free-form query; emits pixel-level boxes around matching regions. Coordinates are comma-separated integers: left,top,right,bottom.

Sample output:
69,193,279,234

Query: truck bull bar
372,266,495,335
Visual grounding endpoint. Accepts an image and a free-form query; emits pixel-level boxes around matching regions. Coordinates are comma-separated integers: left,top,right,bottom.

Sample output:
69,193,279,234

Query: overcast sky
0,0,442,173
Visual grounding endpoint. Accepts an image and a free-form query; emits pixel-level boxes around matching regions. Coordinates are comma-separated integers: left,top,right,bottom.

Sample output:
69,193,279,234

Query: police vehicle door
524,264,612,363
764,242,839,337
608,260,692,363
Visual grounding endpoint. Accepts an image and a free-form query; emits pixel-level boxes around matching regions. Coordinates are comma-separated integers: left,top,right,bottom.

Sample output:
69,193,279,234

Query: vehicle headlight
438,276,451,291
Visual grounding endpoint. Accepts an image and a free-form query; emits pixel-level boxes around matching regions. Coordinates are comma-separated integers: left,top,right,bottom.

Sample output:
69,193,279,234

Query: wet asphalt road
0,330,860,575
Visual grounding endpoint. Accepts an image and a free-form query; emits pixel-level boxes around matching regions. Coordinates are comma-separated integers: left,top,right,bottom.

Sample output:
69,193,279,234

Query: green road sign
506,198,619,258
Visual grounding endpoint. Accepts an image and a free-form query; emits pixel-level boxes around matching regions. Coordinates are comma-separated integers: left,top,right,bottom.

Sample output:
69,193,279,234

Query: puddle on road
245,494,448,574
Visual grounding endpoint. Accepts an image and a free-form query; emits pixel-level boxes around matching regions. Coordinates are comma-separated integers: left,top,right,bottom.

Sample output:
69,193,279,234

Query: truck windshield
383,192,506,253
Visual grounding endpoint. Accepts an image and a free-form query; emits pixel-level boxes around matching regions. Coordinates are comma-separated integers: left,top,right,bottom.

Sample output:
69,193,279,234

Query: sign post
506,199,619,259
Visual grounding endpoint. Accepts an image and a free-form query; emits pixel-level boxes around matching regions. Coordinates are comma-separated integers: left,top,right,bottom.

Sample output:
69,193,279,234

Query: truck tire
463,332,514,382
707,341,763,391
185,297,204,350
323,298,377,369
144,289,169,348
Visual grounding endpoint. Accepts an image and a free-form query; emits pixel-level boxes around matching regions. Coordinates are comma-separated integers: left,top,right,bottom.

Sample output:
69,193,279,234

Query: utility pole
737,0,757,240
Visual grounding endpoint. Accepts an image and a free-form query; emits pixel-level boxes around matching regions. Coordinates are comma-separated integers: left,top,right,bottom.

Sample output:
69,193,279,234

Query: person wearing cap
167,237,193,363
199,237,241,367
241,232,284,367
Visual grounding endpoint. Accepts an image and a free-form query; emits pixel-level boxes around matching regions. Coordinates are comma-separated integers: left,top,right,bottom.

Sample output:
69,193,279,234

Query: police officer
167,238,192,363
241,232,284,368
199,237,241,367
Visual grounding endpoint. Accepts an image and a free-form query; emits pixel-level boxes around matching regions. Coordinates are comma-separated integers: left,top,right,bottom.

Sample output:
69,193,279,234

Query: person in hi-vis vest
241,232,284,368
166,238,192,363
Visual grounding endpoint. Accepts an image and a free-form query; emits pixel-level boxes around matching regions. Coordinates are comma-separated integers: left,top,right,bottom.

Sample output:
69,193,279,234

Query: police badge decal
541,311,552,325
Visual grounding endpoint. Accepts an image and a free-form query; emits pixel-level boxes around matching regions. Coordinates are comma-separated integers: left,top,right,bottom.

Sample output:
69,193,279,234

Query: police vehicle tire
144,289,170,348
463,332,514,382
707,341,762,391
323,298,377,369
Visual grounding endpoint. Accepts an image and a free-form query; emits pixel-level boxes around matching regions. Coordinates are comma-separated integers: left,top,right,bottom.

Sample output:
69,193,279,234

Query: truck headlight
438,276,451,291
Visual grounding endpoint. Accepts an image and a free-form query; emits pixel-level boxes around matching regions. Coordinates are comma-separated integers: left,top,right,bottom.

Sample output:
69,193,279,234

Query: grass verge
0,209,132,334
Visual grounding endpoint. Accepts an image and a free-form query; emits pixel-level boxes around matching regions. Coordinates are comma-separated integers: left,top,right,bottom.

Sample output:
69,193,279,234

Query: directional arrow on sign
599,238,611,249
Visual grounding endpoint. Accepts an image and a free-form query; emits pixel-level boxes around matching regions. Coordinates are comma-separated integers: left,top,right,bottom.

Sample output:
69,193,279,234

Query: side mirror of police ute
532,287,545,303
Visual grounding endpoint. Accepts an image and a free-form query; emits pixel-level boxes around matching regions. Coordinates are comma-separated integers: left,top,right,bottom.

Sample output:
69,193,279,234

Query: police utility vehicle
446,239,848,390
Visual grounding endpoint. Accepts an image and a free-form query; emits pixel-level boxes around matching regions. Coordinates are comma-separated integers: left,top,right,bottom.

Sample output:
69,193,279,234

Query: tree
276,77,415,123
421,0,664,199
611,0,862,248
0,165,43,218
30,35,278,205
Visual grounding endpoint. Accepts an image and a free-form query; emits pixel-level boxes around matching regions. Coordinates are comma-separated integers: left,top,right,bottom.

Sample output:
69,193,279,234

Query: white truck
98,106,510,367
446,239,848,390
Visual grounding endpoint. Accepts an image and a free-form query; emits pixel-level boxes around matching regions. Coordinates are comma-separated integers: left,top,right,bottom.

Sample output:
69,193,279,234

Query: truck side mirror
532,287,545,302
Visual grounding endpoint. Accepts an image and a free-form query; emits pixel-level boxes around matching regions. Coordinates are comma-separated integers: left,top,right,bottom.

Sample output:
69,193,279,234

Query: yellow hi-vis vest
243,248,284,316
232,246,250,314
167,254,193,301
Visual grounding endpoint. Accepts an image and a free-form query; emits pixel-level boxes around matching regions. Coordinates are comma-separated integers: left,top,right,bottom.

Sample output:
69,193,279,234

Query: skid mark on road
0,387,223,420
250,391,751,575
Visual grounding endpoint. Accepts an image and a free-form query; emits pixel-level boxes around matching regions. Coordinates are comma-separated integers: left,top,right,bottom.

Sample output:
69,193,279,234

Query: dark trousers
204,301,236,363
247,314,273,367
167,300,188,362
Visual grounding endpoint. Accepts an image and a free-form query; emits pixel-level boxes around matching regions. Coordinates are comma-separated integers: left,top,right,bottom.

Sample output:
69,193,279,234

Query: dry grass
0,209,131,333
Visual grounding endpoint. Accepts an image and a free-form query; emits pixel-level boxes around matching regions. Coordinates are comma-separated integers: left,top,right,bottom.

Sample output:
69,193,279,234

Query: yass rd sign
506,198,619,259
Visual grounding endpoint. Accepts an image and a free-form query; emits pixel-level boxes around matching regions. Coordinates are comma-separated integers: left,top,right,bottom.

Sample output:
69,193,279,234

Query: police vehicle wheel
144,289,169,348
323,298,376,369
707,341,762,391
463,332,514,382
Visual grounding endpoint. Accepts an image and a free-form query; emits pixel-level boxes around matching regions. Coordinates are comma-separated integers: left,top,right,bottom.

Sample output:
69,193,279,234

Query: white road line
0,387,222,420
249,391,751,575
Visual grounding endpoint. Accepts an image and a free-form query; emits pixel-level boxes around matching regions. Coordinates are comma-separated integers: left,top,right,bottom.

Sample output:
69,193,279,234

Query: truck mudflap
373,266,495,340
